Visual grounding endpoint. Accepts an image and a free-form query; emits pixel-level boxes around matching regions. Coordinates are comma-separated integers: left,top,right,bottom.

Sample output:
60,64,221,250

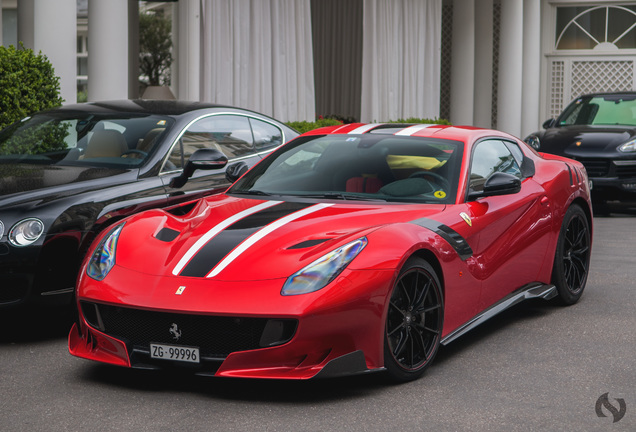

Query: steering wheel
409,171,450,192
121,149,148,158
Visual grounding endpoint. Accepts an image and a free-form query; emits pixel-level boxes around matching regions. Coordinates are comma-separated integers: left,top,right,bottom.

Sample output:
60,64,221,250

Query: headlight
8,218,44,247
524,135,540,150
86,223,125,281
618,139,636,153
281,237,368,296
0,220,4,239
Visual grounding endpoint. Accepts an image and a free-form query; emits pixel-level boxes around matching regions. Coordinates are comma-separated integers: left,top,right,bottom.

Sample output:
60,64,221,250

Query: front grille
615,164,636,179
577,159,610,177
81,302,297,360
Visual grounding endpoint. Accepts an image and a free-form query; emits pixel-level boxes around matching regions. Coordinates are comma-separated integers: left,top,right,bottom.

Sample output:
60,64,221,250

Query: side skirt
440,283,557,346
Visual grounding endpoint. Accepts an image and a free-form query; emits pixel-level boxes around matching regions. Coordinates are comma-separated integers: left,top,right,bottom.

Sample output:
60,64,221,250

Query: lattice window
550,61,565,118
439,3,453,122
571,60,635,98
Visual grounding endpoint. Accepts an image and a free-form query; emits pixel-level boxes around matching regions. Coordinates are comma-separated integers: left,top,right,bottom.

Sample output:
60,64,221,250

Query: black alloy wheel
384,257,443,382
552,204,591,305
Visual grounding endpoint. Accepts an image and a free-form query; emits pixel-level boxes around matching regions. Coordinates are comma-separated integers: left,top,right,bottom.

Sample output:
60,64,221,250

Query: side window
165,115,254,171
469,140,522,192
249,118,283,151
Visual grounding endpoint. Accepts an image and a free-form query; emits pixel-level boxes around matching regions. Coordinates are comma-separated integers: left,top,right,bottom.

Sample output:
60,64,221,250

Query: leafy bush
139,12,173,87
286,118,344,134
387,117,452,125
0,44,63,130
287,116,451,134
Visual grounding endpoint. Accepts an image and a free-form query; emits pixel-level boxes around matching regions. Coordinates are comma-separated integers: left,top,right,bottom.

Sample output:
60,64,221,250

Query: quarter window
469,140,522,193
249,118,283,151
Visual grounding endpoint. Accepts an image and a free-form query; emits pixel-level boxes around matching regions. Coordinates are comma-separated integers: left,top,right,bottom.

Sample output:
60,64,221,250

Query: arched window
556,5,636,50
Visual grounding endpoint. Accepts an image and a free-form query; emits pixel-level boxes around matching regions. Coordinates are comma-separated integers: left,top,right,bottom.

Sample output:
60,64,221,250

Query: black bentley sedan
524,92,636,212
0,100,298,308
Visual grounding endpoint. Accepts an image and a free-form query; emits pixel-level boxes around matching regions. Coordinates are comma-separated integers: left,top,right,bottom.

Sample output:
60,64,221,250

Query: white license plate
150,343,200,363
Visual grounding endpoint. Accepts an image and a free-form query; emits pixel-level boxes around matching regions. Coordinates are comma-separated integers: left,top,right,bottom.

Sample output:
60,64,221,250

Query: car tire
551,204,591,305
384,256,443,382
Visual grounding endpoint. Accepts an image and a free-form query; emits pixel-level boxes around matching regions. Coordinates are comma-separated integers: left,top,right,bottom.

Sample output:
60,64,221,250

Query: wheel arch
571,196,593,238
410,248,445,299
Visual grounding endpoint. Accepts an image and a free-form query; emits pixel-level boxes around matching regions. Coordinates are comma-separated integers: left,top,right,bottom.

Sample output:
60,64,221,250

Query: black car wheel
384,257,443,382
551,204,591,305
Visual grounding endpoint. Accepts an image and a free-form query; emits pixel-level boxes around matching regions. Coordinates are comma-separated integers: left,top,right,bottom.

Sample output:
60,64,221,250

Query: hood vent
287,238,330,250
155,227,180,242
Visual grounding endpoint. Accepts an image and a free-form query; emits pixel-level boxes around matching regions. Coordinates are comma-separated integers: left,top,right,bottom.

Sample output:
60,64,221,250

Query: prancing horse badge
460,212,472,227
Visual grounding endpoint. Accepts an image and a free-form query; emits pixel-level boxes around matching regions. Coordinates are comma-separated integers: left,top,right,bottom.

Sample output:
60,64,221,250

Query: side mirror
542,118,556,129
225,161,249,183
468,172,521,201
170,148,228,188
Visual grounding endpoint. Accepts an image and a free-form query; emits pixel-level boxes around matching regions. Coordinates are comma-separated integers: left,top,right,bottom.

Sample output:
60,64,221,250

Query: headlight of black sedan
8,218,44,247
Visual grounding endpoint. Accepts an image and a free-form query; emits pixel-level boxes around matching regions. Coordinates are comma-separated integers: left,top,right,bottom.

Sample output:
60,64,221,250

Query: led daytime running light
86,223,125,281
281,237,367,296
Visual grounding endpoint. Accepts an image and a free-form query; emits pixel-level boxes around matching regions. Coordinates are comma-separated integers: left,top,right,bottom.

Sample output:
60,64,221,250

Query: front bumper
575,158,636,200
0,241,75,307
69,265,396,379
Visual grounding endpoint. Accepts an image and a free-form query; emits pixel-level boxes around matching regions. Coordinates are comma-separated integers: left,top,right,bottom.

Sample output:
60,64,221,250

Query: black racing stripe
180,202,314,277
410,218,473,261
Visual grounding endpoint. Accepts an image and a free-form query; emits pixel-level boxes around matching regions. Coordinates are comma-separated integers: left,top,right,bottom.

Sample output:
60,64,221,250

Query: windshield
229,134,463,204
0,111,174,168
557,94,636,126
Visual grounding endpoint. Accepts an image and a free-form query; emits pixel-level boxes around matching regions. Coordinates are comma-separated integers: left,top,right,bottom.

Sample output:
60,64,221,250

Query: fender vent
287,239,330,249
155,228,180,242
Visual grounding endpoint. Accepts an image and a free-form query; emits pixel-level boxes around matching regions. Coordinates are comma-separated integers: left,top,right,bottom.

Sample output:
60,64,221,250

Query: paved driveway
1,216,634,431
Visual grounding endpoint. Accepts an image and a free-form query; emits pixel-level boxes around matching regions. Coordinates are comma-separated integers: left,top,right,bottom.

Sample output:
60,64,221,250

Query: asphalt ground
0,215,634,431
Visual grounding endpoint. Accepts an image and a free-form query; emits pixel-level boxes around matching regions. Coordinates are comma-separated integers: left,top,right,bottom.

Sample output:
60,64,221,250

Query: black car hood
0,163,134,202
540,126,636,158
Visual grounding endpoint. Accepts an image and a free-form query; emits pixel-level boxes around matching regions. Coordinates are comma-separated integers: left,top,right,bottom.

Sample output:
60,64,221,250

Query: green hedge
0,45,63,130
286,116,451,134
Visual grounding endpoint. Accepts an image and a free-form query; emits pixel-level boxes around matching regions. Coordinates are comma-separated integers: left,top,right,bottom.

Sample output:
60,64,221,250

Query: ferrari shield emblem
175,286,186,295
460,212,472,227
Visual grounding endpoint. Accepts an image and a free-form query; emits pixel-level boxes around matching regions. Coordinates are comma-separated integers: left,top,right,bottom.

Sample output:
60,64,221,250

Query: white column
128,0,140,99
521,0,541,138
473,0,493,129
35,0,76,104
450,0,475,126
18,0,76,104
497,0,523,137
177,0,201,101
88,0,129,101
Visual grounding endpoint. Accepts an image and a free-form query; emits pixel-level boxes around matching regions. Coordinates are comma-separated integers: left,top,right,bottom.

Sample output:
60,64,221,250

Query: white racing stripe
394,124,439,136
172,200,282,276
206,203,334,278
348,124,381,134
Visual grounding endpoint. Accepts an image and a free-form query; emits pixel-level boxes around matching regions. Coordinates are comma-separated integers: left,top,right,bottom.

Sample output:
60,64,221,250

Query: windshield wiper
231,189,273,196
302,192,387,202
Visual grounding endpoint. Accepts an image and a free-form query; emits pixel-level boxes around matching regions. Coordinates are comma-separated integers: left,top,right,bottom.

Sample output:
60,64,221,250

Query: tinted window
229,134,463,204
0,113,172,168
558,95,636,126
470,140,521,193
167,115,254,170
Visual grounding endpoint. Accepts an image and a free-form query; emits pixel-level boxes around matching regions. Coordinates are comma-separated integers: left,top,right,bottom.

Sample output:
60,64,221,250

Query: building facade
1,0,635,138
